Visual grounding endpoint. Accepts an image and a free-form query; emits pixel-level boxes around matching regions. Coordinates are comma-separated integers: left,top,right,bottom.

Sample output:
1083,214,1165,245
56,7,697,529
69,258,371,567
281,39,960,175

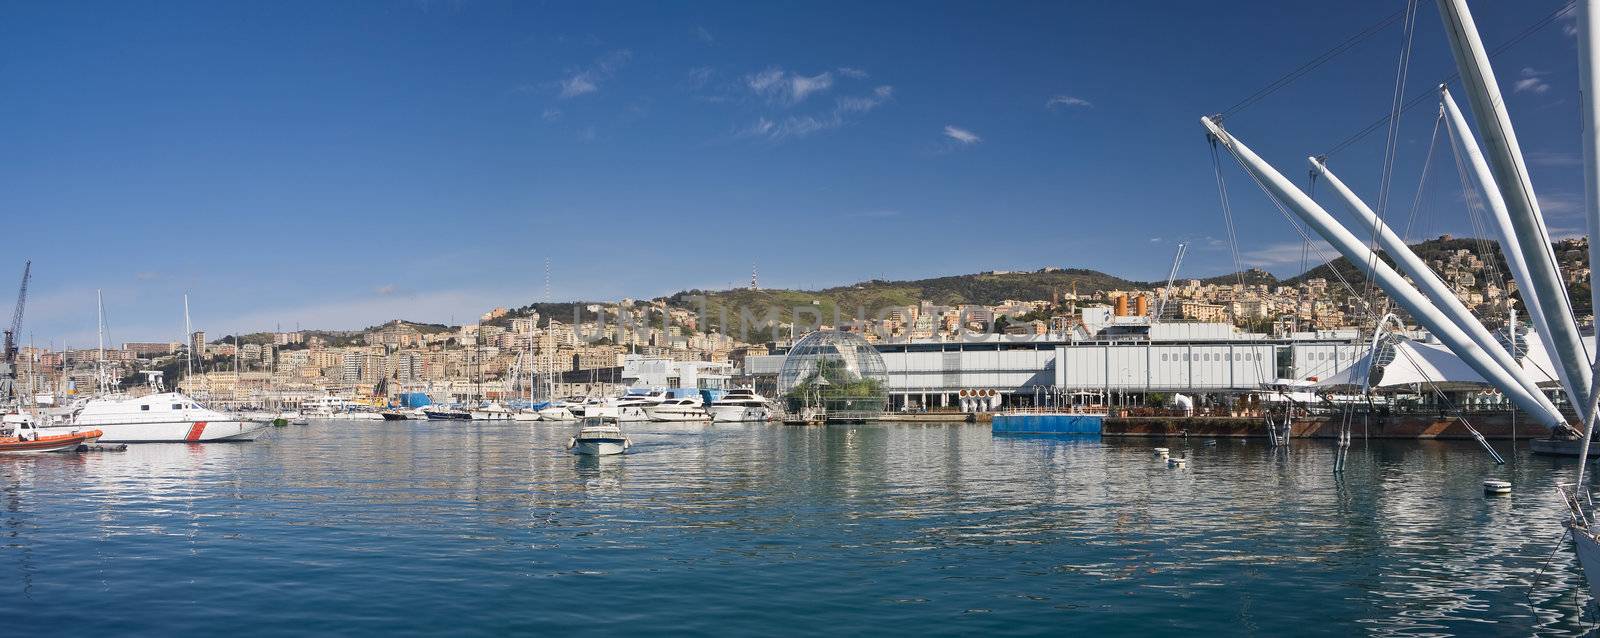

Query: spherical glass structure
777,330,889,422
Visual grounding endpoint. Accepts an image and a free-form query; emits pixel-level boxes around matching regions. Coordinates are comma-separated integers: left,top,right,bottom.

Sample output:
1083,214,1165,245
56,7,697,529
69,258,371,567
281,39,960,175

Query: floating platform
991,413,1103,435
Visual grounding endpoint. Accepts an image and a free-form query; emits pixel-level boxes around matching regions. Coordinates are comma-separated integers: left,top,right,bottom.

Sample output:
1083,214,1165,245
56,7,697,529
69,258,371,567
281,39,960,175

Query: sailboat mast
96,290,105,392
1436,0,1594,418
183,294,193,391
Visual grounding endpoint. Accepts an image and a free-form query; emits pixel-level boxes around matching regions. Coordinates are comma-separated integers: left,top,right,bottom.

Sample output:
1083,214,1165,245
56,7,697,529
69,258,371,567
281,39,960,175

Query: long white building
747,319,1365,410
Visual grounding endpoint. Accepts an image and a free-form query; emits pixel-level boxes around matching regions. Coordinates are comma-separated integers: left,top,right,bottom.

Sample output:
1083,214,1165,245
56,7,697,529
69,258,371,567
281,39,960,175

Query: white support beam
1437,0,1592,417
1202,115,1565,428
1310,156,1562,418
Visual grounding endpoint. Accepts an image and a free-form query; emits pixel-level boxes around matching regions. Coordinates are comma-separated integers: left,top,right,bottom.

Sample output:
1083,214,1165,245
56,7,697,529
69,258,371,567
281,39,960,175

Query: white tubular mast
1575,0,1600,486
1310,156,1562,418
1441,88,1542,335
1202,116,1565,428
1583,0,1600,331
1437,0,1592,417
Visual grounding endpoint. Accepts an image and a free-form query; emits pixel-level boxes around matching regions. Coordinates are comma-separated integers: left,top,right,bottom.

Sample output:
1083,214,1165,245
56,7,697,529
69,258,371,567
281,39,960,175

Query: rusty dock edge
1105,413,1549,440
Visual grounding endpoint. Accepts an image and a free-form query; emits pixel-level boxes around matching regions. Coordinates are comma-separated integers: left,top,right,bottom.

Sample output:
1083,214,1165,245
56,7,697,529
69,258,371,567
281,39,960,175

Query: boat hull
422,410,471,421
569,439,628,455
0,430,101,453
617,406,654,423
708,406,772,422
51,420,266,443
537,408,577,421
1531,437,1600,457
1574,526,1600,599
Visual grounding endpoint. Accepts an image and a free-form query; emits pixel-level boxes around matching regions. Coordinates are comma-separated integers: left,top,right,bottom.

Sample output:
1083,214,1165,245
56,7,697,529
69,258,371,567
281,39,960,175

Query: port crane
1,261,31,405
1153,242,1186,322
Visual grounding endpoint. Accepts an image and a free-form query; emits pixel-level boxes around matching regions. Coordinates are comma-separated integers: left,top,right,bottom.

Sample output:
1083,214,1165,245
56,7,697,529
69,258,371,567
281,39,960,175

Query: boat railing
1558,483,1590,528
996,406,1108,416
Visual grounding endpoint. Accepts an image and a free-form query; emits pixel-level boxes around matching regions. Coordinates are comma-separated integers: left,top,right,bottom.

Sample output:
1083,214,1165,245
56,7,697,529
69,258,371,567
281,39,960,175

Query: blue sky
0,0,1589,343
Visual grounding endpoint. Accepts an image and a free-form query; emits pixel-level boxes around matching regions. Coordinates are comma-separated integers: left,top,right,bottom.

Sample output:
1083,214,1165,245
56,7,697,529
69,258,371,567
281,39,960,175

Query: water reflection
0,421,1595,635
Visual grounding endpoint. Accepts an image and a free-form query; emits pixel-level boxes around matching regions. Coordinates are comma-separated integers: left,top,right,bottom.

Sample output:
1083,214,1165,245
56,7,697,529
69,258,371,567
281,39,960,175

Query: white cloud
1539,191,1584,216
374,284,397,296
692,25,714,44
558,49,632,98
542,108,562,121
745,67,835,105
1241,241,1321,269
1047,95,1093,109
1528,151,1581,166
739,85,893,141
560,76,598,98
836,67,869,79
942,125,981,145
837,85,893,113
1514,67,1550,94
686,66,715,90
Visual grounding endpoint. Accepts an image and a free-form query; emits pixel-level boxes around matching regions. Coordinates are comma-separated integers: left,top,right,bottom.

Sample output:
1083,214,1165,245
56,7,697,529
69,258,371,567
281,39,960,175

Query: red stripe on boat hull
185,421,207,442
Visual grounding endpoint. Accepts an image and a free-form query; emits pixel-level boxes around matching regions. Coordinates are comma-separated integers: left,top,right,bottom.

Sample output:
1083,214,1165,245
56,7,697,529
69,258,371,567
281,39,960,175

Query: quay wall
1104,413,1550,440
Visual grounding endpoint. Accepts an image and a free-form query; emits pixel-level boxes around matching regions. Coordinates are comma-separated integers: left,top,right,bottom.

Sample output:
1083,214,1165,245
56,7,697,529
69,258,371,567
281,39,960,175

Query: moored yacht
705,388,774,423
614,390,666,422
422,405,472,420
644,395,710,422
537,399,581,421
50,372,268,443
469,402,515,421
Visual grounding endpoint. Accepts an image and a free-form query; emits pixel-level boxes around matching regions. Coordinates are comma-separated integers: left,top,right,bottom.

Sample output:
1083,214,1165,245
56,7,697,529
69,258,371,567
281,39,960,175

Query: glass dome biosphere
776,330,890,422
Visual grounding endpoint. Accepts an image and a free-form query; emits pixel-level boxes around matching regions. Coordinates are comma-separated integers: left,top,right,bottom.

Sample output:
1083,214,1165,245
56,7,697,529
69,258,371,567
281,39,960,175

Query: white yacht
706,388,774,423
566,417,630,455
614,390,667,422
51,372,268,443
469,402,515,421
537,398,583,421
303,396,353,419
644,395,710,422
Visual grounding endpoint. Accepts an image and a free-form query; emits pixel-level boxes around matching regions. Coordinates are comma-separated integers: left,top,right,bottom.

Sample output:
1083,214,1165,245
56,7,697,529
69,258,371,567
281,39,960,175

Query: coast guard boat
48,371,267,442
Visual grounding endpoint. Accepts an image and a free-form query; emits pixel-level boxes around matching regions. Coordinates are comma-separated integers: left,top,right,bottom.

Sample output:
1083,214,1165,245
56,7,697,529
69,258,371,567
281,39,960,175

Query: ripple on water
0,423,1594,635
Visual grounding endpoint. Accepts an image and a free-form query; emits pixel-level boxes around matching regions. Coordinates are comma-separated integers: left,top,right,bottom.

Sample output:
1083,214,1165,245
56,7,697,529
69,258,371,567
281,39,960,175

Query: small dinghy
567,417,630,456
1483,479,1511,495
0,415,101,453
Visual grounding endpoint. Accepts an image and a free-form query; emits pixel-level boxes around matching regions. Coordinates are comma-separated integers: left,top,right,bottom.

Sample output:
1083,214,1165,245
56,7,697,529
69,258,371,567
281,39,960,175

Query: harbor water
1,420,1596,635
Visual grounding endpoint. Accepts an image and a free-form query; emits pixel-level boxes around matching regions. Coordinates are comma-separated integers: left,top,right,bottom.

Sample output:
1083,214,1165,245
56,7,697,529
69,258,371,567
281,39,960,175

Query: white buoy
1483,479,1511,495
1167,456,1186,468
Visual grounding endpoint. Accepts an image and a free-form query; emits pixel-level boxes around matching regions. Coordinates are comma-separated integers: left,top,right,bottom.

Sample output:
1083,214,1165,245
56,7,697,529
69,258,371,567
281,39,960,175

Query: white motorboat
278,410,308,425
566,417,630,456
706,388,774,423
645,396,710,422
470,402,515,421
51,372,267,443
614,391,666,423
511,409,541,421
537,396,588,422
537,401,580,421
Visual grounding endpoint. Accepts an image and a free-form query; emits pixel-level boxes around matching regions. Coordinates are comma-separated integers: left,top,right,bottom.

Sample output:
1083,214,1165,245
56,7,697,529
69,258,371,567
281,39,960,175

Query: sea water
0,421,1593,636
